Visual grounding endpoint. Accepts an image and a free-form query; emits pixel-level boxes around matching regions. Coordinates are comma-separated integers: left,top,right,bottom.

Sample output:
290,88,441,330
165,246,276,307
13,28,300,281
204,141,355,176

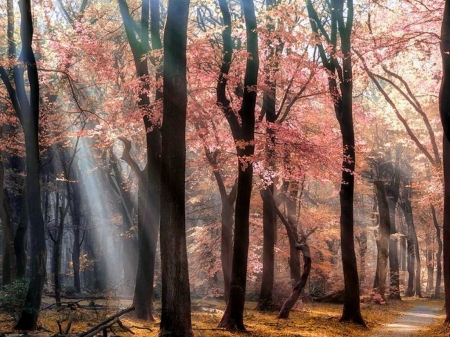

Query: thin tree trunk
277,244,311,319
431,205,442,297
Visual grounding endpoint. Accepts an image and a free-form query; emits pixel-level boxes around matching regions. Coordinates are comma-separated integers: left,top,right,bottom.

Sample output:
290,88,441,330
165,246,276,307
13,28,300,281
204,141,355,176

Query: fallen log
77,306,135,337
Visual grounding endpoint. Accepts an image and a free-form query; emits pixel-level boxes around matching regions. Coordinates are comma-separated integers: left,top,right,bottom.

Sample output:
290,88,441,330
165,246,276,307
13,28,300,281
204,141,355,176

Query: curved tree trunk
277,244,311,319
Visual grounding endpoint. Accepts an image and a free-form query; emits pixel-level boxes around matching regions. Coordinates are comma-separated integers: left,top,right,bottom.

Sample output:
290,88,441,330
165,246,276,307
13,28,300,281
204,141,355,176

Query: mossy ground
0,297,445,336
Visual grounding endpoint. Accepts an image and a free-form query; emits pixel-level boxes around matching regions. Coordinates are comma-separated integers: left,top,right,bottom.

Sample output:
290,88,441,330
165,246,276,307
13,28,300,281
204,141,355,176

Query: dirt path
371,303,443,337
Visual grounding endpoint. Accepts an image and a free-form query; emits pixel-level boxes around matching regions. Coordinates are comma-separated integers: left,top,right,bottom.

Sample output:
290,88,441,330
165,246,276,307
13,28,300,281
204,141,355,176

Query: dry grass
0,297,445,336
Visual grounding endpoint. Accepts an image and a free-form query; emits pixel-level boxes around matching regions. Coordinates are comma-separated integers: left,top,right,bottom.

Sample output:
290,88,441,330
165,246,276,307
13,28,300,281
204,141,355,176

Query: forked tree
216,0,259,330
306,0,365,325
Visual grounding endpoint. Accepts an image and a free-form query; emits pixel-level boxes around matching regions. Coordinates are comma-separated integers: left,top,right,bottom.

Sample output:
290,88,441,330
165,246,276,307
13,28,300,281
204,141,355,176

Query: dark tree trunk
286,184,301,287
14,188,28,279
440,0,450,322
256,0,279,312
50,194,65,305
0,157,15,285
431,205,442,297
218,0,259,331
307,0,365,325
374,181,390,300
220,188,234,303
158,0,192,336
118,0,162,319
277,244,311,319
14,0,47,330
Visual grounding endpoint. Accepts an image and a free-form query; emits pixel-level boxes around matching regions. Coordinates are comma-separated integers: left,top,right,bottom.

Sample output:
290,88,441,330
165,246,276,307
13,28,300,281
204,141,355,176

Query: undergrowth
0,297,443,336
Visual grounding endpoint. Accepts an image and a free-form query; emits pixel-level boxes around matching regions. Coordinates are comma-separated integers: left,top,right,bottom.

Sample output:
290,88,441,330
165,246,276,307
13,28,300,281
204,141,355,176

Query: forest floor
0,296,447,336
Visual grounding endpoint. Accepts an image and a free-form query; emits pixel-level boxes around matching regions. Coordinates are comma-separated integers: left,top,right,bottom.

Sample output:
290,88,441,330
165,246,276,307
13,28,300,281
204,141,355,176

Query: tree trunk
431,205,442,297
286,183,301,287
14,0,47,330
374,181,390,300
306,0,364,325
0,157,15,285
14,187,28,279
426,229,434,295
218,0,258,330
256,0,279,312
440,0,450,322
356,230,367,286
277,244,311,319
386,197,401,300
51,194,65,306
405,232,415,296
158,0,192,335
118,0,162,319
401,192,421,297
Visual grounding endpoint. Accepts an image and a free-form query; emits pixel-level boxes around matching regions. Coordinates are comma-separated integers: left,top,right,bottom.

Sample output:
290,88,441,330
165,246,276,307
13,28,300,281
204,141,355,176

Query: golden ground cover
0,297,444,336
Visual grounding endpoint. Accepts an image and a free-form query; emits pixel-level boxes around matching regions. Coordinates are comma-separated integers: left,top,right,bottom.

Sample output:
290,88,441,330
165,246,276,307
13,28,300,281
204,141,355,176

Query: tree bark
256,0,279,312
218,0,259,331
118,0,162,320
439,0,450,321
158,0,192,335
0,156,15,285
374,181,390,300
431,205,442,297
14,0,47,330
307,0,365,325
277,244,311,319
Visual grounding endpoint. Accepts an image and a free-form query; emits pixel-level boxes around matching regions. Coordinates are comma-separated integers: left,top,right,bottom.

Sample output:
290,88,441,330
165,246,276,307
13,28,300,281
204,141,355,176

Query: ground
0,297,447,336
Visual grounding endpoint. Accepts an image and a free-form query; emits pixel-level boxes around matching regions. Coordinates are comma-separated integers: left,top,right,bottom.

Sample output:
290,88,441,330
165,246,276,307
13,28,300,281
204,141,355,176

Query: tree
159,0,193,336
217,0,259,330
373,181,390,300
306,0,365,325
118,0,163,320
440,0,450,321
0,0,47,330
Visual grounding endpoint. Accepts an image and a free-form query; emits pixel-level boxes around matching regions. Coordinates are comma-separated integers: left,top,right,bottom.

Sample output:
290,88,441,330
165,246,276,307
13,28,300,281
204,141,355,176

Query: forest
0,0,450,336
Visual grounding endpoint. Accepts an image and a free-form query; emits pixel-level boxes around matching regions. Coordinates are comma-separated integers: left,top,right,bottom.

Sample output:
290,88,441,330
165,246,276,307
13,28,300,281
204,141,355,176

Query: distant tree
158,0,193,336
